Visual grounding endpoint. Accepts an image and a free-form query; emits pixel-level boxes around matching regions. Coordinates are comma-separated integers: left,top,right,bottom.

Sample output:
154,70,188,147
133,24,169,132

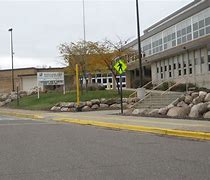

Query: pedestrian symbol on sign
114,60,127,74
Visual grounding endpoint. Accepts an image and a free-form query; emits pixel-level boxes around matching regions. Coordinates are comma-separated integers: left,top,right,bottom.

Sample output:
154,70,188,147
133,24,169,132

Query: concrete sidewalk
1,108,210,140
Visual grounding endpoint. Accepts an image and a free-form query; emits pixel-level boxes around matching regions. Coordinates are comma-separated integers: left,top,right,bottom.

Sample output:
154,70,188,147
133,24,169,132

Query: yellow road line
54,117,210,140
52,113,210,128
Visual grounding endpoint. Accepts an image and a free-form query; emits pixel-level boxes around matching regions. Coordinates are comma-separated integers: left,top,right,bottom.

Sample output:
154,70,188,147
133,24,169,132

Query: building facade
0,67,65,93
125,0,210,89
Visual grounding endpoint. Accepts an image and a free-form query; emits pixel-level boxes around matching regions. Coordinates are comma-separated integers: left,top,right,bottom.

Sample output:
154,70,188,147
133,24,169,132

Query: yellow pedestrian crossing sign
114,60,127,74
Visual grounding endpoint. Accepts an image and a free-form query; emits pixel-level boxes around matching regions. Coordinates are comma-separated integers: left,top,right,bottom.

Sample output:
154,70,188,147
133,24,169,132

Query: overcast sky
0,0,192,69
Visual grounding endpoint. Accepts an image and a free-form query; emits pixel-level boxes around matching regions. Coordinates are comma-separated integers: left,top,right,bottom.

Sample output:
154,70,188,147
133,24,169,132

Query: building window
92,79,95,83
208,51,210,71
173,63,176,69
161,66,163,72
189,68,192,74
201,56,205,64
178,63,181,68
169,65,171,71
178,70,182,76
165,65,167,71
184,69,187,75
206,26,210,34
136,69,139,76
157,67,159,73
109,78,112,83
103,78,107,83
161,73,163,79
169,72,172,78
97,79,101,83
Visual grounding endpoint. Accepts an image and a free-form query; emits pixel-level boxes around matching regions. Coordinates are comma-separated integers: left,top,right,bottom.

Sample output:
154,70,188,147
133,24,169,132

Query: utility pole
8,28,15,92
136,0,143,87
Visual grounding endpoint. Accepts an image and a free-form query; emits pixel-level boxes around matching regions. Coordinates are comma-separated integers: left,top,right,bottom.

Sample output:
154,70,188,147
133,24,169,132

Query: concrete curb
0,111,43,120
54,118,210,141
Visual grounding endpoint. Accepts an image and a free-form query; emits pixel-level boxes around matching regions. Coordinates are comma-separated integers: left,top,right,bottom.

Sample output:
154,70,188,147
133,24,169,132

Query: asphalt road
0,115,209,180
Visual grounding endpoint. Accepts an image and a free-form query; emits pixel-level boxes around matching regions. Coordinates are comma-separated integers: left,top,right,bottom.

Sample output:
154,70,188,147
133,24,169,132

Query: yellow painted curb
54,118,210,141
0,111,43,120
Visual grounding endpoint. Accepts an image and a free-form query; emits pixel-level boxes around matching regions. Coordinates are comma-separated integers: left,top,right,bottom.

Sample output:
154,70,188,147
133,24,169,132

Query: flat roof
0,67,65,72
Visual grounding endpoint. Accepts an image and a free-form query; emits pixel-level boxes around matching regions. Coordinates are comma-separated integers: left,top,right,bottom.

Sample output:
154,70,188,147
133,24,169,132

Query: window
184,69,187,75
103,79,107,83
193,31,199,39
172,40,176,47
206,26,210,34
109,78,112,83
173,63,176,69
208,52,210,63
199,29,205,36
169,65,171,71
157,67,159,73
179,70,182,76
178,63,181,68
161,73,163,79
97,79,101,83
122,78,126,82
92,79,95,83
205,17,210,26
96,74,101,77
209,64,210,71
201,57,205,64
189,68,192,74
187,34,192,41
161,66,163,72
182,36,186,43
169,72,172,77
193,23,198,31
165,66,167,71
177,38,181,45
136,69,139,76
199,20,205,28
187,26,191,33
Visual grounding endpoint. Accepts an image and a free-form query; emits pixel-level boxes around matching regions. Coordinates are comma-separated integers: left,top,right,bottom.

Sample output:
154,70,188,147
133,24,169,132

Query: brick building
0,67,65,93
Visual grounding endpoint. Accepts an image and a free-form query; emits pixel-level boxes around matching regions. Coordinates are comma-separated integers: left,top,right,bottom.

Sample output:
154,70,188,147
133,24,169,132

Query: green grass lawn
7,90,133,110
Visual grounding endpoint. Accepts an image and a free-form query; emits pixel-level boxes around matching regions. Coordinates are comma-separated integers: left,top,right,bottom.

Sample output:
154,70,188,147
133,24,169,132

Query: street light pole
136,0,143,87
8,28,15,92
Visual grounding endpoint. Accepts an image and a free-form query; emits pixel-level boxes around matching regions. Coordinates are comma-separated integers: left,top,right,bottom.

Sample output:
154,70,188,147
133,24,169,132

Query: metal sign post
76,64,80,106
114,59,127,114
120,74,123,114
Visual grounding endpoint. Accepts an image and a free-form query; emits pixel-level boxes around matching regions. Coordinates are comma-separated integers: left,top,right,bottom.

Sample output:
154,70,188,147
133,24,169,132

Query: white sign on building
37,72,65,98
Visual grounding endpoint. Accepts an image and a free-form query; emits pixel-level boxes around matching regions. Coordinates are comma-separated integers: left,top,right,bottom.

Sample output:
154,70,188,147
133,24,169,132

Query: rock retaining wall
50,97,140,112
129,91,210,119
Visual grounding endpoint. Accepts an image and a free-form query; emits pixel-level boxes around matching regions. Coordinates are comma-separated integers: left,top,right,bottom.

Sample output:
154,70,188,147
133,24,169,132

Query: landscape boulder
91,104,99,110
148,109,159,116
91,99,100,105
199,91,207,97
177,101,189,108
189,103,208,118
99,104,109,109
167,107,190,117
132,109,148,115
158,107,169,115
82,106,92,111
192,96,204,105
191,92,199,99
184,95,193,104
204,93,210,102
110,104,121,109
203,111,210,119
